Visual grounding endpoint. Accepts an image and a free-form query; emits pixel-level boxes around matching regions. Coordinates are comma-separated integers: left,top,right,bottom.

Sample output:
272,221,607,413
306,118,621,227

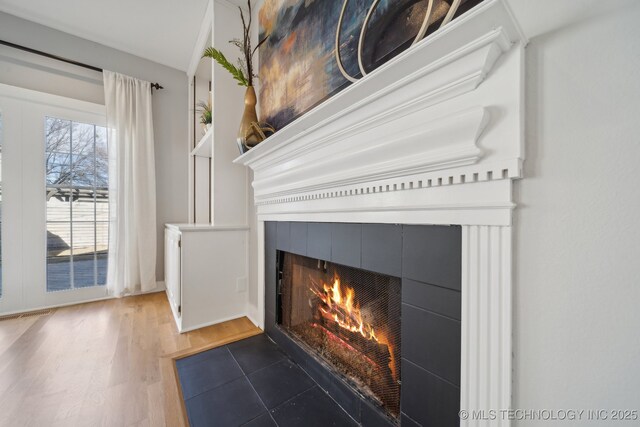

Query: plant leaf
202,47,249,87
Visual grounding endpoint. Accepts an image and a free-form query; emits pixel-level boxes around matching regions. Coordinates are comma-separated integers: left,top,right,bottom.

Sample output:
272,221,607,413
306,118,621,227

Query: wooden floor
0,292,261,427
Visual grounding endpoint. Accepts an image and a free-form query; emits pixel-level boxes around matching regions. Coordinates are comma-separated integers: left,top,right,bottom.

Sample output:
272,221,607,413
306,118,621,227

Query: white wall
514,2,640,424
0,11,189,281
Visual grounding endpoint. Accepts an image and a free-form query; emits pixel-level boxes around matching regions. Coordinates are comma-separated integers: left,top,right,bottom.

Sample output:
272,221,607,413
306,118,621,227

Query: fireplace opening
278,251,402,420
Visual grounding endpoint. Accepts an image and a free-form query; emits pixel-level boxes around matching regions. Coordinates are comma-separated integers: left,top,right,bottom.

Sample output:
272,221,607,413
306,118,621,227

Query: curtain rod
0,39,164,90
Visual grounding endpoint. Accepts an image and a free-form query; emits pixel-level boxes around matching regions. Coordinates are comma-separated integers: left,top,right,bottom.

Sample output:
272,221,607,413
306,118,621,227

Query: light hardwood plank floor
0,292,262,427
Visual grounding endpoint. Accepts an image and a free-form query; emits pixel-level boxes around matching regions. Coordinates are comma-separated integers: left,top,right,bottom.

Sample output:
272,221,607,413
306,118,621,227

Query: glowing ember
309,274,378,342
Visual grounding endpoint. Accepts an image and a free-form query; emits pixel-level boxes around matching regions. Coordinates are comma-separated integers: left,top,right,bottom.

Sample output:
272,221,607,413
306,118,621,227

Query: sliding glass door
0,84,109,313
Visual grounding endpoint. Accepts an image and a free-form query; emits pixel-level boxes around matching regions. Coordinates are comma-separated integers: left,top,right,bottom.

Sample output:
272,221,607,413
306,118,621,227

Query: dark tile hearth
243,413,278,427
186,377,265,426
271,386,358,427
177,346,244,400
176,334,358,427
227,334,287,374
248,359,316,409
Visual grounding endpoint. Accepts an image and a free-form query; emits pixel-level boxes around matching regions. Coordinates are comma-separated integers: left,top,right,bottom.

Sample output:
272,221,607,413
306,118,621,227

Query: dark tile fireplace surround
265,222,462,426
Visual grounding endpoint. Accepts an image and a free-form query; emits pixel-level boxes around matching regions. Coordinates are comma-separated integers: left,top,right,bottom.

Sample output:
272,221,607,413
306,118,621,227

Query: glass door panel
0,85,108,313
45,116,108,292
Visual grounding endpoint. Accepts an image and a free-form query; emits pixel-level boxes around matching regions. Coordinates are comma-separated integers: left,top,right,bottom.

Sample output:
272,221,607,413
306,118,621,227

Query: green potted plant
196,100,212,133
202,0,268,149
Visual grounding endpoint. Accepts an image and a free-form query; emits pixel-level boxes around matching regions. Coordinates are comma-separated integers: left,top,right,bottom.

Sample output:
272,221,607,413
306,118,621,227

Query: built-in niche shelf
165,0,252,336
191,125,213,157
187,0,248,225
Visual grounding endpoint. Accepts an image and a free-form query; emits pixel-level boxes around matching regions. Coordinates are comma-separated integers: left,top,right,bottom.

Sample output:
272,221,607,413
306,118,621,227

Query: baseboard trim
245,303,262,329
0,282,166,317
179,313,261,333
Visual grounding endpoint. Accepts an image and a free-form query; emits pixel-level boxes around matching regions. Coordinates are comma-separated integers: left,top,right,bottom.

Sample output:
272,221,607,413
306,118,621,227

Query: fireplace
239,3,524,424
265,222,463,426
279,252,402,418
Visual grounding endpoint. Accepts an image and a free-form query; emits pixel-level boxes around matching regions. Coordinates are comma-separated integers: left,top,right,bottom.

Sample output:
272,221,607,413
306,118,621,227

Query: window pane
45,117,71,186
71,222,94,257
96,222,108,285
73,255,96,288
95,126,108,188
96,196,109,222
71,122,95,187
47,221,71,292
72,222,95,288
71,193,95,221
46,188,70,221
47,256,72,292
46,207,71,253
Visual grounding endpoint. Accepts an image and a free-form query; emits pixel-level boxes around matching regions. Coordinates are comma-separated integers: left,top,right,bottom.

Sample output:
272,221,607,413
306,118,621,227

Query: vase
238,86,262,148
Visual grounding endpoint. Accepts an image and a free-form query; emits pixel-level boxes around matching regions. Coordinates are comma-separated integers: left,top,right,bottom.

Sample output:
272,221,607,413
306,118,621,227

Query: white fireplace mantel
237,0,525,227
238,0,526,425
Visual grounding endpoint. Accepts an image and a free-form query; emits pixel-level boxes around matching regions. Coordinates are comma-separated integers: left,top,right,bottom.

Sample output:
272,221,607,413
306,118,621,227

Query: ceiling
0,0,210,71
0,0,634,72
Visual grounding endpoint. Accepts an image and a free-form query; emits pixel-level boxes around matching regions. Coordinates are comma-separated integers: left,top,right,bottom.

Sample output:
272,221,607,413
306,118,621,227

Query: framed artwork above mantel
258,0,484,132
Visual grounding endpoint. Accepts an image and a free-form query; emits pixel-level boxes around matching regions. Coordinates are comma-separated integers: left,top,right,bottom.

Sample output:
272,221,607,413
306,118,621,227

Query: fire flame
311,274,378,342
309,272,398,382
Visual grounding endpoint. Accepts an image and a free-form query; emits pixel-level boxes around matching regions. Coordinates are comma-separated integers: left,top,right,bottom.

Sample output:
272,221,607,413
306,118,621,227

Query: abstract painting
258,0,477,131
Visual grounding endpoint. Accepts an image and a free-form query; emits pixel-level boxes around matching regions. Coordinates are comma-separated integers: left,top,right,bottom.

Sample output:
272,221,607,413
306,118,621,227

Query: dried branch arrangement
202,0,268,87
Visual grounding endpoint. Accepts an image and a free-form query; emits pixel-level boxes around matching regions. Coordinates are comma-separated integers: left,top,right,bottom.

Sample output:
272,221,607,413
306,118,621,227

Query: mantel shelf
234,0,526,170
191,126,213,157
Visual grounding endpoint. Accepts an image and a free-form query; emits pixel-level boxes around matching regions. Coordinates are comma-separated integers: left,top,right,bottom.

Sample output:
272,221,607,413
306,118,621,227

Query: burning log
320,315,391,365
308,275,378,341
307,274,392,378
290,322,400,416
282,254,402,418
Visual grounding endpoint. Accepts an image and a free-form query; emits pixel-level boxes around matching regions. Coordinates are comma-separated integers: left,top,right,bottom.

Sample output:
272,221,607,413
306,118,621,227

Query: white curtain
104,70,157,296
